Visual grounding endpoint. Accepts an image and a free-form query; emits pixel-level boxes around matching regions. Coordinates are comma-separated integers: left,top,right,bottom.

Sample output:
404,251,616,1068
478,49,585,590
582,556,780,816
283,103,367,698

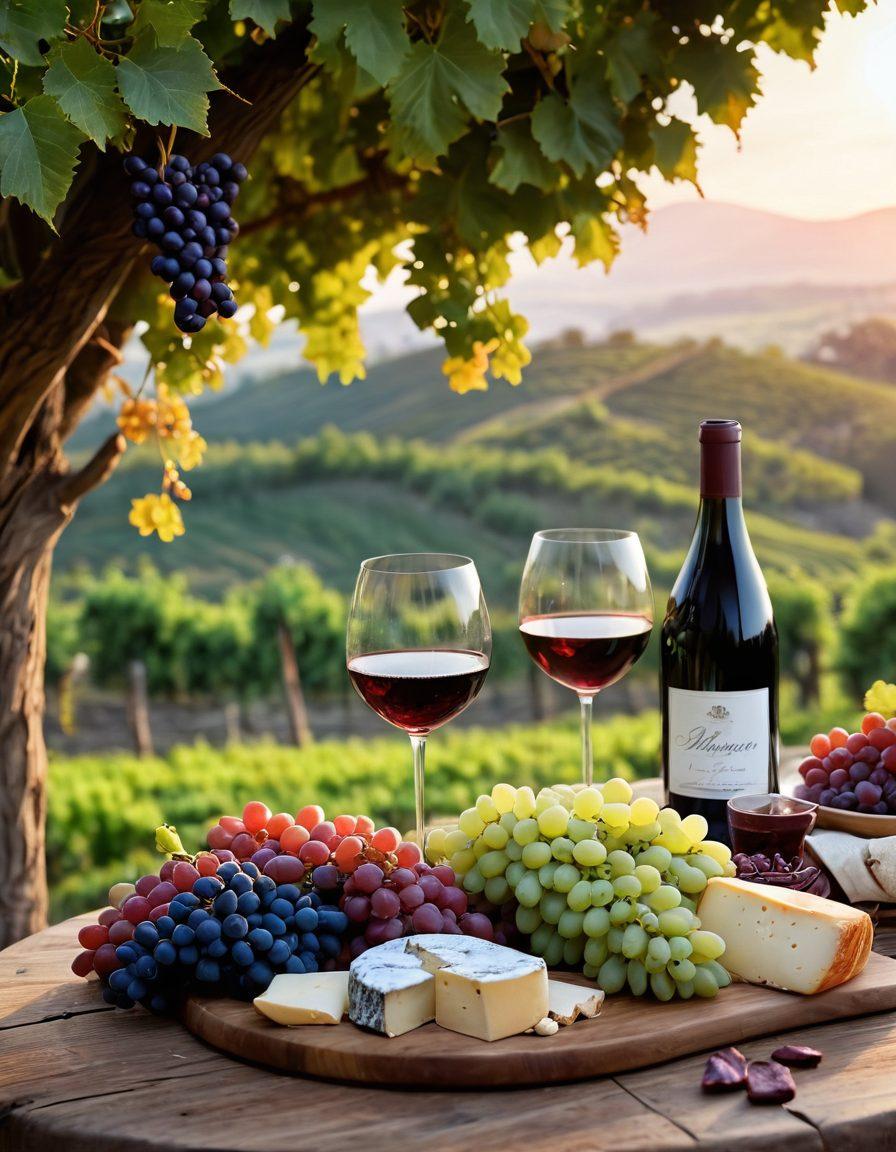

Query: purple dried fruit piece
746,1060,796,1104
771,1045,823,1069
702,1047,749,1092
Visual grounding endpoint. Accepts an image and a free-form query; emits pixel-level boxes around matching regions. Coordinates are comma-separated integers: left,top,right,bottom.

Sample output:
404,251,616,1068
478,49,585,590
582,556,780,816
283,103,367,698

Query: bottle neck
695,494,746,547
700,439,741,499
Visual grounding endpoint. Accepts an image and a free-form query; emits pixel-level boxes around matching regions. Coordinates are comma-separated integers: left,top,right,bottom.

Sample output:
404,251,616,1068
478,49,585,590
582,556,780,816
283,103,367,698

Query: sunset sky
647,3,896,220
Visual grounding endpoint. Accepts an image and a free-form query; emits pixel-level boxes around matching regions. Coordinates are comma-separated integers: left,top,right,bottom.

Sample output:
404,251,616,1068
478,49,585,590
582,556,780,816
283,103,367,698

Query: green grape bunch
426,779,735,1002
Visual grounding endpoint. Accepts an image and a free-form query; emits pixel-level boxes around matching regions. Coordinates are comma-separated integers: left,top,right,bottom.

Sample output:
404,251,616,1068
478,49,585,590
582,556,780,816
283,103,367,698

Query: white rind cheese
547,980,604,1025
697,877,873,995
254,972,350,1025
348,941,435,1037
349,934,549,1041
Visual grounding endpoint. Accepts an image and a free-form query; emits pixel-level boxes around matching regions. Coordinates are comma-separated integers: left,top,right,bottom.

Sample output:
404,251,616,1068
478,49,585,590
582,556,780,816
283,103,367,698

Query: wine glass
347,553,491,848
519,529,653,786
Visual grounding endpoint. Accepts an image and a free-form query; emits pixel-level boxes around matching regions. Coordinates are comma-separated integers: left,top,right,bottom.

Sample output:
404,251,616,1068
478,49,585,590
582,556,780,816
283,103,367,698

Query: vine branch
57,432,127,505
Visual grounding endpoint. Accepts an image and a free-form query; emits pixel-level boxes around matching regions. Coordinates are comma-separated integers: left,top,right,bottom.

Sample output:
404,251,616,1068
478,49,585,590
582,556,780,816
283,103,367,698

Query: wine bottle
661,419,779,843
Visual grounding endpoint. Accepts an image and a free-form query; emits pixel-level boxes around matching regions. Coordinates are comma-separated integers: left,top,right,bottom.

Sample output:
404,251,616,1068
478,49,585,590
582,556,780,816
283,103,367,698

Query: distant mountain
355,201,896,353
607,202,896,294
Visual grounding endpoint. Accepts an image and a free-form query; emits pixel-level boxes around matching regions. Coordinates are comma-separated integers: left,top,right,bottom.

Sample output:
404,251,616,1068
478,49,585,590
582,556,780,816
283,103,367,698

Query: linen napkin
807,830,896,904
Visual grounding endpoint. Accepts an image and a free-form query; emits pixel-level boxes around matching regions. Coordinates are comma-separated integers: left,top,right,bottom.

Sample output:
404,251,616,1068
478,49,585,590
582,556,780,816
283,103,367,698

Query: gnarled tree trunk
0,26,314,947
0,339,126,945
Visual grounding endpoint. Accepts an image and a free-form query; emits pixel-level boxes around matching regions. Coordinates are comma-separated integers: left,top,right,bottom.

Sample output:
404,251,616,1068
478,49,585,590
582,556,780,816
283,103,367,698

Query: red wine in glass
347,649,490,735
520,612,652,694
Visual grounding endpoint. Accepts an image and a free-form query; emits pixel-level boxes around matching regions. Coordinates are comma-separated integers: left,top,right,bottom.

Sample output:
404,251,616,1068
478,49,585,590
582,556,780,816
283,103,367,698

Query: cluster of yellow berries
118,385,207,542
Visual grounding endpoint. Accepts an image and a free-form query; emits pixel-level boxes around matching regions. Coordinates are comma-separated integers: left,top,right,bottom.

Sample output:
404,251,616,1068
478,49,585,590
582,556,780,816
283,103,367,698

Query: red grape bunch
125,151,244,333
794,712,896,813
341,858,499,958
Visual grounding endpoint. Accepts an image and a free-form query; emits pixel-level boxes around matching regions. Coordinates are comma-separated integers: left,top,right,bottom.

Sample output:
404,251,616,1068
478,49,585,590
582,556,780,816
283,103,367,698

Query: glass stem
579,694,594,787
410,733,427,851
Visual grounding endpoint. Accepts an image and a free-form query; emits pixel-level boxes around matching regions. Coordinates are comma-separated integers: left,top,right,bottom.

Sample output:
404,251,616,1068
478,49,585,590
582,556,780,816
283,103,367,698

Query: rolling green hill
59,337,896,609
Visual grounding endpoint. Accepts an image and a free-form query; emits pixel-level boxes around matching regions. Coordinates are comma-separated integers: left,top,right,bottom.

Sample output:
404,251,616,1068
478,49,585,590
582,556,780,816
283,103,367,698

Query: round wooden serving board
182,954,896,1089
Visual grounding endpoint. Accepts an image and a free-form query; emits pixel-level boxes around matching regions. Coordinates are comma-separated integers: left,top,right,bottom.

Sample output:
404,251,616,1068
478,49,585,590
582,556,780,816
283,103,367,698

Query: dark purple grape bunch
124,151,247,334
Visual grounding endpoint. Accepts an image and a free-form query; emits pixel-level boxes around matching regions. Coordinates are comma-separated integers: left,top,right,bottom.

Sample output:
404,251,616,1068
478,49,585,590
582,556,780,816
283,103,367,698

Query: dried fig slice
702,1047,748,1092
771,1045,823,1068
746,1060,796,1104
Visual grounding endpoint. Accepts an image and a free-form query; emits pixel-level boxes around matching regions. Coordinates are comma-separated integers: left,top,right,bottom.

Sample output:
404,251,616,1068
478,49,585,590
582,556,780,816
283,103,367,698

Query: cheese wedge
697,877,872,995
547,980,604,1025
349,934,548,1041
254,971,350,1025
348,942,435,1037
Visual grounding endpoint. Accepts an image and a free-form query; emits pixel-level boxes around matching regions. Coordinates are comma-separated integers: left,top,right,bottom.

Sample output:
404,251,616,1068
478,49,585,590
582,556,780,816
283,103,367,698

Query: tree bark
277,621,312,748
0,26,316,947
126,660,154,758
0,364,125,946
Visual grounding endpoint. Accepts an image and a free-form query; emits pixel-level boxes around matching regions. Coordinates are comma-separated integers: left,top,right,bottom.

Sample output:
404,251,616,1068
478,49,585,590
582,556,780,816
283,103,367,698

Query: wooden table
3,913,896,1152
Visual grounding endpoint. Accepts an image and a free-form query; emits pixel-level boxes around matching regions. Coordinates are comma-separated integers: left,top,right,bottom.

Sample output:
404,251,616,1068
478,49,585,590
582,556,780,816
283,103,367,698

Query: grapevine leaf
531,72,621,178
675,37,759,135
533,0,571,33
43,39,128,149
570,212,618,270
388,14,509,165
0,0,66,67
310,0,408,86
604,14,662,104
132,0,207,48
649,116,699,186
489,121,555,192
834,0,867,11
0,95,85,225
755,15,820,64
117,33,222,135
229,0,290,37
464,0,535,52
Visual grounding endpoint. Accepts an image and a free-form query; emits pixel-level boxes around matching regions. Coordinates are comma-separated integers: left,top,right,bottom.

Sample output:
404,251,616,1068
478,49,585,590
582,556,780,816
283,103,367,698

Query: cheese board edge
181,952,896,1090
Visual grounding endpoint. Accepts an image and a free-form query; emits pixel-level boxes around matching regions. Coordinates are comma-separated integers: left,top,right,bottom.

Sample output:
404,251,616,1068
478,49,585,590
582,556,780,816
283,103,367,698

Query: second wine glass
519,529,653,786
347,553,491,849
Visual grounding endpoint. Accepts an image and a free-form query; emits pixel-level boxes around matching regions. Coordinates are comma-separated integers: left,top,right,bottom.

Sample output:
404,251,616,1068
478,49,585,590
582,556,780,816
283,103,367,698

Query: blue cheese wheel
348,935,549,1041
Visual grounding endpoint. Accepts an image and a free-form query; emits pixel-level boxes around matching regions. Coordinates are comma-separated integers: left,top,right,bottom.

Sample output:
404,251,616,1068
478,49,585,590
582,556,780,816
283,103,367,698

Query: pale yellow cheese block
408,936,549,1042
697,877,873,995
254,971,350,1025
349,935,549,1041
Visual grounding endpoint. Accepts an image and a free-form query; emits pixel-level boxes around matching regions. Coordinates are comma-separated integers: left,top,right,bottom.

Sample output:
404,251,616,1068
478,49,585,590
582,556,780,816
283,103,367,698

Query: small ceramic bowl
727,792,817,860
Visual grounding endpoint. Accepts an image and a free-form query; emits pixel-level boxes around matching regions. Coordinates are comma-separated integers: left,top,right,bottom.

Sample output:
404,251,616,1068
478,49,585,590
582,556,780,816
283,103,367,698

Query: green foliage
475,397,864,509
388,15,508,165
43,39,127,147
245,563,346,694
766,573,832,705
0,0,863,389
47,711,663,917
45,595,81,684
116,32,220,134
0,95,85,224
604,342,896,514
74,560,346,698
0,0,67,66
837,568,896,697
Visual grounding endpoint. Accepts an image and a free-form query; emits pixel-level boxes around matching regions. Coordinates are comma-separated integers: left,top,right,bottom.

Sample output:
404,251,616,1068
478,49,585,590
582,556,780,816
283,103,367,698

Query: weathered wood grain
182,951,896,1088
2,905,896,1151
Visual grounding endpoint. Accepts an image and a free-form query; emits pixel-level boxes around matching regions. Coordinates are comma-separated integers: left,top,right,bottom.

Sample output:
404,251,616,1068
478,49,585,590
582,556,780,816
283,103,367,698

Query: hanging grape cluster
125,151,245,333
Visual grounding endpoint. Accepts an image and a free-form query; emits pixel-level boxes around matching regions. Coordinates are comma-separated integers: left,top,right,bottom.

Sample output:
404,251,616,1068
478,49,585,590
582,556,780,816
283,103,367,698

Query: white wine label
667,687,771,799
